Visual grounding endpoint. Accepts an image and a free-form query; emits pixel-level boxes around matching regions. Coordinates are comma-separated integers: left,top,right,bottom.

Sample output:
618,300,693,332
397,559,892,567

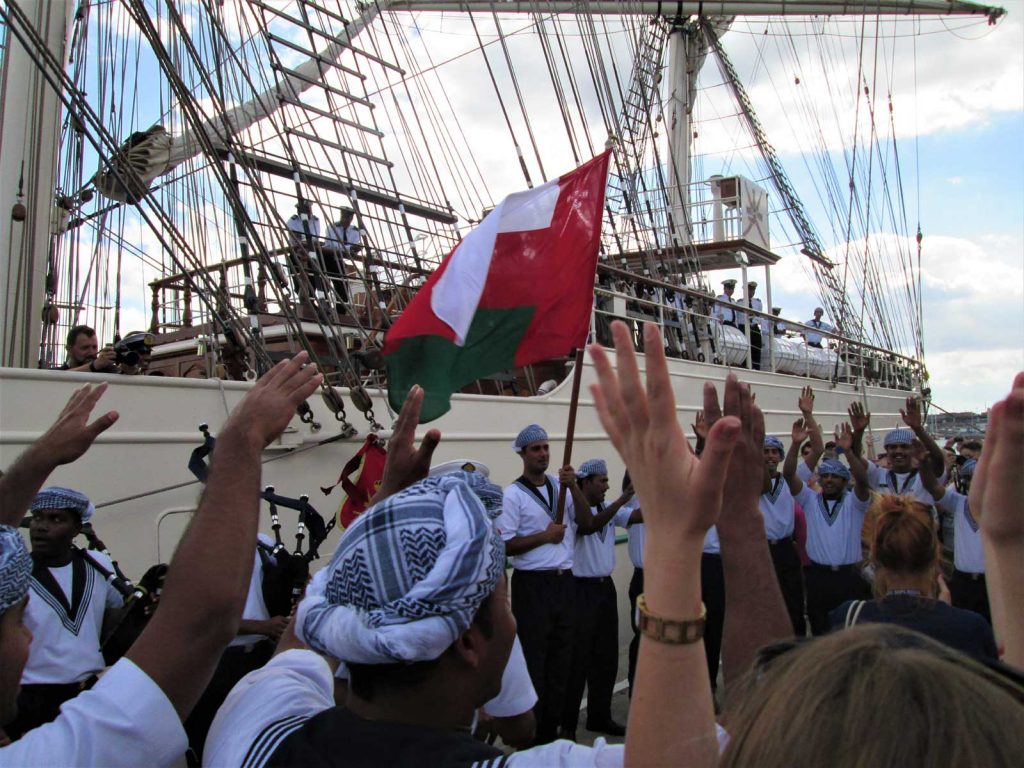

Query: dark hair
66,324,96,348
347,591,495,702
870,495,937,575
962,440,982,452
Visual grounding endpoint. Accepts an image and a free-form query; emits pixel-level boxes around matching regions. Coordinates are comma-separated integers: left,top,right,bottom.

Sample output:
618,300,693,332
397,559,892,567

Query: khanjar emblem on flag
383,151,611,422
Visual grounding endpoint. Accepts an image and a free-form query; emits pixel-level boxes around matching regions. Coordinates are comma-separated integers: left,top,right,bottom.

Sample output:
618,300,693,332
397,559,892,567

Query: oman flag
384,150,611,422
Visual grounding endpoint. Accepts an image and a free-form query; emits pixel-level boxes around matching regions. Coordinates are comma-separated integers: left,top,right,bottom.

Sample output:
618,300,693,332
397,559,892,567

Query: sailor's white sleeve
204,649,334,768
0,658,186,767
482,635,537,717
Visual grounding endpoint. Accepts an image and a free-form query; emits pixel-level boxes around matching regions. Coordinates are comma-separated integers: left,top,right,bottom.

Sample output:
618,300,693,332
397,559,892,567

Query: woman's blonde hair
865,493,939,595
722,624,1024,768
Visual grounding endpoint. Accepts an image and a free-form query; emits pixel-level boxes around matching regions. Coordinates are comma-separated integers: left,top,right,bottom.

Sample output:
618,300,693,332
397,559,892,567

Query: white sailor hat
428,459,491,478
748,281,758,289
722,278,737,287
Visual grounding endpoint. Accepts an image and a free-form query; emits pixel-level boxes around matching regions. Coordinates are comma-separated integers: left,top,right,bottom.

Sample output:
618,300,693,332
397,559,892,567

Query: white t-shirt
232,533,276,647
497,477,576,571
572,506,632,578
937,488,985,574
23,550,124,684
760,475,796,540
0,658,186,767
482,635,536,717
803,319,834,345
205,649,625,768
793,486,870,566
867,462,944,506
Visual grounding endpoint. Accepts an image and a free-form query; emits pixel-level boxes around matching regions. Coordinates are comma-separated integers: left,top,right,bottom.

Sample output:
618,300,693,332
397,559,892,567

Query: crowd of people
2,322,1022,766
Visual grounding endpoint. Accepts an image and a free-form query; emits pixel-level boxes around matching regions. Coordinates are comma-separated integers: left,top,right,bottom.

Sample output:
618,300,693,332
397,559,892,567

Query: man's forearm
0,443,59,527
504,532,552,556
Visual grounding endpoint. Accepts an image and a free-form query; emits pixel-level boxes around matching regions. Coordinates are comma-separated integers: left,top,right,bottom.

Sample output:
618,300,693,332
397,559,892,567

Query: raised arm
558,466,606,534
708,381,794,686
799,386,824,472
590,321,739,768
913,441,945,503
126,353,322,719
969,371,1024,670
835,422,869,502
0,384,119,527
782,419,810,496
901,396,945,477
847,401,871,460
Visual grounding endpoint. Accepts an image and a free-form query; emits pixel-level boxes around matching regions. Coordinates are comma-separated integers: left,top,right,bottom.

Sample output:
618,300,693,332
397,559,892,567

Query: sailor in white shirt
561,459,641,740
496,424,590,745
931,460,990,623
8,487,125,738
866,428,947,506
784,420,873,636
761,437,806,636
712,278,738,326
802,307,835,348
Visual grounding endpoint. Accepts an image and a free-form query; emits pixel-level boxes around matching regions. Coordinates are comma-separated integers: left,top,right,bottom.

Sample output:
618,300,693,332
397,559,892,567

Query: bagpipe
78,525,168,666
189,424,333,617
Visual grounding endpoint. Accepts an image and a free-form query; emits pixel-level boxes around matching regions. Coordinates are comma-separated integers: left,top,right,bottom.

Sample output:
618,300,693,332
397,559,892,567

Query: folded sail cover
384,151,611,422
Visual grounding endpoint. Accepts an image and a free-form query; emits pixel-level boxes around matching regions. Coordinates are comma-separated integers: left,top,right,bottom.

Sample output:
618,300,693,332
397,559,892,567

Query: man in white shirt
495,424,590,745
760,437,806,636
783,421,872,635
712,279,737,326
0,355,323,766
6,487,124,738
802,307,834,348
561,459,640,740
740,281,764,370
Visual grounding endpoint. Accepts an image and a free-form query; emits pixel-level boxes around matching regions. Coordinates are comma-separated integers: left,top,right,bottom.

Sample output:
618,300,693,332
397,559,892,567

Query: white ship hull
0,353,912,577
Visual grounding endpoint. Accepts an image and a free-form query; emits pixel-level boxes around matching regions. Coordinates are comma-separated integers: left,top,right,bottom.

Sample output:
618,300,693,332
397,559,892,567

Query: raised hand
901,396,924,431
220,351,322,450
970,372,1024,541
557,466,577,487
588,321,740,544
798,385,815,416
715,376,767,533
374,385,442,503
791,418,810,445
36,383,120,466
848,401,870,434
834,422,854,454
691,410,709,441
544,521,567,544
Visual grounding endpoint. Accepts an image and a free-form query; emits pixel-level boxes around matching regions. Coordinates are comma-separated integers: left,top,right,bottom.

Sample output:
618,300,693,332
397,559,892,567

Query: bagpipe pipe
189,423,333,617
79,524,168,666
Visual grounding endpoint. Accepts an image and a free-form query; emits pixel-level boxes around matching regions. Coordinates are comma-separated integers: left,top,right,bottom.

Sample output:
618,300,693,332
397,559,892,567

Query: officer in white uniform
712,279,737,326
8,487,125,738
740,281,764,370
560,459,640,740
761,437,806,635
803,307,835,348
496,424,586,745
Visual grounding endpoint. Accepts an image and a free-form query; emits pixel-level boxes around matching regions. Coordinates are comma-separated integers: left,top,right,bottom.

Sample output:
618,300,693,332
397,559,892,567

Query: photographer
59,326,116,373
114,332,155,376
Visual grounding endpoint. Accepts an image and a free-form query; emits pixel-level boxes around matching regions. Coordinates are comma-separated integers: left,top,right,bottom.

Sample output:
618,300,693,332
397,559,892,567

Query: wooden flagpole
554,347,585,524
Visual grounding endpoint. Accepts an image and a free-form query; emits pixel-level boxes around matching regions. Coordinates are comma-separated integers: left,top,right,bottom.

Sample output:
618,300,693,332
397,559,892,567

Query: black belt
22,675,98,694
954,569,985,582
808,561,859,573
574,575,611,583
515,567,571,577
768,536,794,546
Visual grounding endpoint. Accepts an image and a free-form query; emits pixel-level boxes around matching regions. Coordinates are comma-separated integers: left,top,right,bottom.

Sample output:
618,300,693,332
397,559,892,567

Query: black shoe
586,718,626,737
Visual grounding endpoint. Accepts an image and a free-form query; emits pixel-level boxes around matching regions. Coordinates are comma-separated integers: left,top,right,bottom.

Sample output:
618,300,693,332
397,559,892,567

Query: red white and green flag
383,150,611,423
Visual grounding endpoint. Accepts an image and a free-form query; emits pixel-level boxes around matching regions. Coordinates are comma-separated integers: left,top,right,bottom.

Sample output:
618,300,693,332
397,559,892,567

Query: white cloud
925,348,1024,412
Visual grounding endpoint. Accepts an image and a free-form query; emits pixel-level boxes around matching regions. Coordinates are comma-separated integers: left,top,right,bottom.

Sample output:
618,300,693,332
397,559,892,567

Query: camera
114,332,154,366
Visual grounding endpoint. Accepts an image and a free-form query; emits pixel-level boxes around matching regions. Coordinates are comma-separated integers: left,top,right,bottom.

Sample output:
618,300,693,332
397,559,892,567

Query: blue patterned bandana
513,424,548,453
764,436,785,452
819,459,851,480
296,475,505,664
31,486,94,523
0,525,32,614
577,458,607,479
884,429,914,448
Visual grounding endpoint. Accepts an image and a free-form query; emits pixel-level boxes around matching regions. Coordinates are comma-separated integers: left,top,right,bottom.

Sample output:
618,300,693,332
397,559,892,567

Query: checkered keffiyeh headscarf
884,429,914,448
819,459,851,480
513,424,548,453
764,436,785,452
577,459,607,479
296,475,505,664
31,486,94,523
0,525,32,614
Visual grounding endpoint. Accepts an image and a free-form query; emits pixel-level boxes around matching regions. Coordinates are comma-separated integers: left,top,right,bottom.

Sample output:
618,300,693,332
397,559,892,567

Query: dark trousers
701,553,726,691
6,677,97,739
769,538,806,636
511,569,576,745
184,639,274,765
562,576,619,731
627,567,643,697
805,563,870,635
950,570,991,624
